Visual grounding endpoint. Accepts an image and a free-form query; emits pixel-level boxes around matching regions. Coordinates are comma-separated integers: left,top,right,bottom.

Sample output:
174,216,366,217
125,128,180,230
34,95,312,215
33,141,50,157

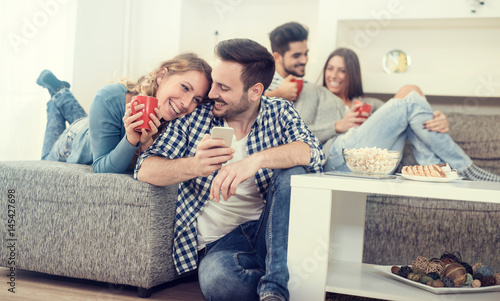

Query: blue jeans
325,91,473,172
42,89,88,161
198,167,306,301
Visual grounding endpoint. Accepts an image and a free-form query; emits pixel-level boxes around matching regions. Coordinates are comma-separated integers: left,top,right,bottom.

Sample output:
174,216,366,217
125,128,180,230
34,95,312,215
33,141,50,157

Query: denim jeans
42,89,87,161
325,91,473,172
198,166,306,301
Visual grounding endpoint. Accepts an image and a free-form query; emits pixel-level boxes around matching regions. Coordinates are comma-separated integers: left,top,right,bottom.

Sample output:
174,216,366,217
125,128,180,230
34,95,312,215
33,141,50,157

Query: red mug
353,100,372,124
131,95,158,132
290,78,304,97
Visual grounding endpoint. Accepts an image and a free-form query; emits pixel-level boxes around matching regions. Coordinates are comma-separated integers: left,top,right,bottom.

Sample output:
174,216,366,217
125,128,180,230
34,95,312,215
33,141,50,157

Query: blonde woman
38,53,212,173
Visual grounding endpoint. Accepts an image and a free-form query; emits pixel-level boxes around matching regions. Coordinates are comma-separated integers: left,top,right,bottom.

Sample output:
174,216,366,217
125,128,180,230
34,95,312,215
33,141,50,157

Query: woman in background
320,47,500,182
38,53,212,173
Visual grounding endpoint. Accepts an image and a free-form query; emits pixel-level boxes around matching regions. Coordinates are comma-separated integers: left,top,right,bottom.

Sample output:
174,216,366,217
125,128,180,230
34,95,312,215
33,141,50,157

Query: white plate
397,173,460,183
374,265,500,294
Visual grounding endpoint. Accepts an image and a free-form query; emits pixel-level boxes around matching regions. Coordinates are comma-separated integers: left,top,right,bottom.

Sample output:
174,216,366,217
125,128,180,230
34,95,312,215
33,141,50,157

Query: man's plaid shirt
135,96,325,275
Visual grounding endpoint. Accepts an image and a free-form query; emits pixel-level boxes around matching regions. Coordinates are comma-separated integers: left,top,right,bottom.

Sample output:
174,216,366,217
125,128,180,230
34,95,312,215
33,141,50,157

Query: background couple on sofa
265,22,500,182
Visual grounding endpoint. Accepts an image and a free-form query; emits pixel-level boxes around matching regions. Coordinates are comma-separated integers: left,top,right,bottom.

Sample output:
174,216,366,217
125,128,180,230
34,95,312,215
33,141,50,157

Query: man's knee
272,166,306,187
199,252,259,301
199,253,231,300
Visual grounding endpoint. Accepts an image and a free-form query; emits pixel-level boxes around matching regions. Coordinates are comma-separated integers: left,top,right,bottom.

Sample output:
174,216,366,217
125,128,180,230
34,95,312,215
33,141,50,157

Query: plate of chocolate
375,252,500,294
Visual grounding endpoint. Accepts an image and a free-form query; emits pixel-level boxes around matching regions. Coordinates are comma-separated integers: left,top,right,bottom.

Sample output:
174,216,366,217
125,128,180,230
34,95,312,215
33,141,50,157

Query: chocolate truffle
471,279,481,288
391,266,400,275
480,276,496,287
472,262,483,273
442,277,454,287
398,266,412,278
476,266,494,277
493,273,500,285
412,256,430,273
443,263,467,287
430,280,444,288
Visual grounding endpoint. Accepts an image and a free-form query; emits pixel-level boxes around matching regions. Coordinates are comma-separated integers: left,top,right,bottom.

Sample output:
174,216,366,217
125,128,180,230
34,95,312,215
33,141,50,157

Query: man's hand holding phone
194,128,235,178
210,126,234,148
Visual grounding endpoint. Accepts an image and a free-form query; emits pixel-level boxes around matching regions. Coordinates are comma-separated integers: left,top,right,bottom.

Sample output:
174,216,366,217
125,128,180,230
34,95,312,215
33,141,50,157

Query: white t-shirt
196,125,263,250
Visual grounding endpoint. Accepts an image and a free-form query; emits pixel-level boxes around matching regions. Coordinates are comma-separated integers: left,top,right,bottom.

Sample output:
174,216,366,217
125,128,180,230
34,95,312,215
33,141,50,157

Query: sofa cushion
447,113,500,160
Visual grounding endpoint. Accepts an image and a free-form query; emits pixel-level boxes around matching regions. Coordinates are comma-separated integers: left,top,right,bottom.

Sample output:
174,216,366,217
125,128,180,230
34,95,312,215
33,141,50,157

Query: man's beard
213,92,252,119
284,63,306,77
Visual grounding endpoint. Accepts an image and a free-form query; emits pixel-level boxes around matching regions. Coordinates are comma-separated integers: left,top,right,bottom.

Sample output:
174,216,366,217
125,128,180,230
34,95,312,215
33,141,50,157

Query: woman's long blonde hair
121,52,212,100
121,53,212,139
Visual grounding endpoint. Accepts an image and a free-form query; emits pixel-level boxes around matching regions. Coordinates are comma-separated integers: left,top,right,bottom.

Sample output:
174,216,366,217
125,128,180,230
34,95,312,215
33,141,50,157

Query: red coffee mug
353,100,372,124
290,78,304,97
131,95,158,132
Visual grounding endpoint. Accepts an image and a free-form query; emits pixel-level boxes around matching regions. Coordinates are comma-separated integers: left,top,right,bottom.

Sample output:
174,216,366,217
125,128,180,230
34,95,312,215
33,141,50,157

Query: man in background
265,21,309,101
266,21,341,149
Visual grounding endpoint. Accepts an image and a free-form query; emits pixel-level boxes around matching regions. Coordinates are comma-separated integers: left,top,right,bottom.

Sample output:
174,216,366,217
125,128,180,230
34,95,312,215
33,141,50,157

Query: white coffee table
287,173,500,301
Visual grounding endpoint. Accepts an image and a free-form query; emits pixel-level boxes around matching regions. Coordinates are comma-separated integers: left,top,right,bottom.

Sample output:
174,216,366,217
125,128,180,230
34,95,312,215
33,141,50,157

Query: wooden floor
0,267,381,301
0,267,205,301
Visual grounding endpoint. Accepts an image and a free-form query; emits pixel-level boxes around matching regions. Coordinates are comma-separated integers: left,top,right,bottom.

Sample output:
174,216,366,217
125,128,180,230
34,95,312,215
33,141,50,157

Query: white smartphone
211,127,234,148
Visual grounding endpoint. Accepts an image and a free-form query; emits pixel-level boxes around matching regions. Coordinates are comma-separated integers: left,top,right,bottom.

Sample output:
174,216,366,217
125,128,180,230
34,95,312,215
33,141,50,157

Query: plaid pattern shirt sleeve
252,96,324,175
134,98,324,275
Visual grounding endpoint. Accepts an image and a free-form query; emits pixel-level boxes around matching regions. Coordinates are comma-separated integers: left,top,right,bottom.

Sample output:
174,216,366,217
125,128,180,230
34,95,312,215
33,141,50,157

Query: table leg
330,191,367,262
288,187,332,301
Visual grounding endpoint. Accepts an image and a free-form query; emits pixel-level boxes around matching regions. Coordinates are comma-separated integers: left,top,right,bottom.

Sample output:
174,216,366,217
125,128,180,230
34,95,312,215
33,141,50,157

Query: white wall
3,0,499,161
71,0,183,111
179,0,321,82
1,0,77,161
1,0,183,161
317,0,500,99
70,0,127,111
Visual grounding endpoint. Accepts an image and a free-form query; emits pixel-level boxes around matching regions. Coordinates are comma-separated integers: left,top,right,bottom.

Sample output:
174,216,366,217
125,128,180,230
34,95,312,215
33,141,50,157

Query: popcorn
343,147,399,174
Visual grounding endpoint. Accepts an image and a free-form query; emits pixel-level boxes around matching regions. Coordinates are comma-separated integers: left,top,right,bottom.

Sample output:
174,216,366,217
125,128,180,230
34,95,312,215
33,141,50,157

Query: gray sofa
0,161,181,297
1,112,499,298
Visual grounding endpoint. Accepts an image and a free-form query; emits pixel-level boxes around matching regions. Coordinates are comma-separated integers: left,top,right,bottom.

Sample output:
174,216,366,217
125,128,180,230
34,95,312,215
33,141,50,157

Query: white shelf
326,261,500,301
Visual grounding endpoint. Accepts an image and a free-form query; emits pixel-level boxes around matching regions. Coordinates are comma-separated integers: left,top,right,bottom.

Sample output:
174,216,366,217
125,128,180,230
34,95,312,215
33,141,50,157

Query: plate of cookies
398,163,461,182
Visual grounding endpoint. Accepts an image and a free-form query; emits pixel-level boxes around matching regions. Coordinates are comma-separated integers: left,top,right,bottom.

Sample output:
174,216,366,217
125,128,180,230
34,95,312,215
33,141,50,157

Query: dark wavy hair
215,38,275,92
269,22,308,56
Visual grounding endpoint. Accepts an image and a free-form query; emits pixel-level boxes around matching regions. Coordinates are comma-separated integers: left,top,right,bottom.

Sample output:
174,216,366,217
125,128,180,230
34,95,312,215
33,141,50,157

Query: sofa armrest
0,160,181,289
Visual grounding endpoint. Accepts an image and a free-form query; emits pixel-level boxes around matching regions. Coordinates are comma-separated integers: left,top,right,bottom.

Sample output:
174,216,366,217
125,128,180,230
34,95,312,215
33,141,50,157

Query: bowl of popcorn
343,147,400,175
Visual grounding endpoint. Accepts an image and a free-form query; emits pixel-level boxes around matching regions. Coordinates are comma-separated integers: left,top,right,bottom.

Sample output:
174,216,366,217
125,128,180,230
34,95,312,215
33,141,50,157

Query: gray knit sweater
267,72,384,149
295,83,385,152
